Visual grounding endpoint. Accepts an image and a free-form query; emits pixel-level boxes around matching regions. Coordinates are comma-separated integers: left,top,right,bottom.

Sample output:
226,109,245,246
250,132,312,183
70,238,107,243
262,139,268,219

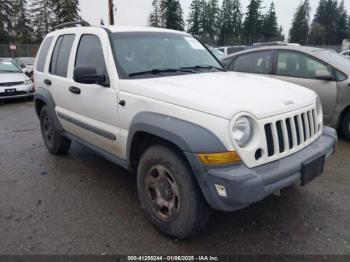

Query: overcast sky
80,0,350,38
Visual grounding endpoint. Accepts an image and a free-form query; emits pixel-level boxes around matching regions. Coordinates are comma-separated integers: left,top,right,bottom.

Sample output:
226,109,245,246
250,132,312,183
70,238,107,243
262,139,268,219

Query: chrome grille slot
263,107,320,160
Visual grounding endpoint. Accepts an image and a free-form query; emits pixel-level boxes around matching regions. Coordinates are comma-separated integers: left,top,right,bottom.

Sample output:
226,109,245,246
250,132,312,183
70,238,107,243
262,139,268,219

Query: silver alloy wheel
144,165,180,222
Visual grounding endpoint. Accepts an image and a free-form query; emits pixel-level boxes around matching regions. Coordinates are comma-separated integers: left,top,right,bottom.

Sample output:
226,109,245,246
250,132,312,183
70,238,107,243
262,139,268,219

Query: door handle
69,86,81,95
44,79,51,85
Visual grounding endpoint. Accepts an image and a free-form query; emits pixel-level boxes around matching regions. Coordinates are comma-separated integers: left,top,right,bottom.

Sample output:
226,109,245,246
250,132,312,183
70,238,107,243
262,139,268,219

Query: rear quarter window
36,36,54,72
50,34,75,77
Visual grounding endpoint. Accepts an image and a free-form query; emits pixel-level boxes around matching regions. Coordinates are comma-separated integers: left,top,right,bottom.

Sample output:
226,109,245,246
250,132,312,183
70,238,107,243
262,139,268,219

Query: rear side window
36,36,53,72
231,51,273,74
50,34,75,77
75,34,107,76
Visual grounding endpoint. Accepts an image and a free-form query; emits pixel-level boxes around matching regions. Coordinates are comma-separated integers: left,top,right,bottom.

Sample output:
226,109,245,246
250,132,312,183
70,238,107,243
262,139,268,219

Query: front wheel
137,145,210,239
340,112,350,141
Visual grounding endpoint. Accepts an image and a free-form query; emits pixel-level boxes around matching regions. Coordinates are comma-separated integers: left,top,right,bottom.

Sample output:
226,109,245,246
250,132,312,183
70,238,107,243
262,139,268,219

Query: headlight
232,116,253,147
315,96,322,119
24,79,32,85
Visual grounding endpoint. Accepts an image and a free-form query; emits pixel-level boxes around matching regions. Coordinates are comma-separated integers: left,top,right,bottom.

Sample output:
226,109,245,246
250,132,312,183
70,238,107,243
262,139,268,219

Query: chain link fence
0,44,40,58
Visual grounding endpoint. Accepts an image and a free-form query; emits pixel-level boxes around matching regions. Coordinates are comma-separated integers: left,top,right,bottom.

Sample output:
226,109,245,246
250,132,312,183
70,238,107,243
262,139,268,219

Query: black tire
39,106,71,154
340,112,350,141
137,144,210,239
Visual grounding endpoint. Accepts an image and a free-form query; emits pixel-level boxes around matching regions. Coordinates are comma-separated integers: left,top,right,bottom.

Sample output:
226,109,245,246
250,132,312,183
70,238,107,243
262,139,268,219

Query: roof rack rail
53,20,91,30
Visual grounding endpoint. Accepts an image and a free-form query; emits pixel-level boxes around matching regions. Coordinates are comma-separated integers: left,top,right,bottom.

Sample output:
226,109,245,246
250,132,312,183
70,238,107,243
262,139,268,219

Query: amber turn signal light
197,151,241,165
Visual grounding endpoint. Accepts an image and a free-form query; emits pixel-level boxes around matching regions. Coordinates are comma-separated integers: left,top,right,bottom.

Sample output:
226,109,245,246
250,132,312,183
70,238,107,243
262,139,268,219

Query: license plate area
301,155,325,186
5,88,16,94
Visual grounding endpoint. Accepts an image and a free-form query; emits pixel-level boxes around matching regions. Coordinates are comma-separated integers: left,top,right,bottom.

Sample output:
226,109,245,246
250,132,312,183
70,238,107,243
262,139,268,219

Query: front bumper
186,127,337,212
0,84,34,100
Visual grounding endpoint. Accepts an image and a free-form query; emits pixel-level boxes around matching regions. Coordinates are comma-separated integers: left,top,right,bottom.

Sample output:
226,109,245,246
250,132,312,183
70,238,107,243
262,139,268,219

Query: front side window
277,51,330,79
36,36,53,72
75,34,107,76
110,32,222,79
231,51,273,74
50,34,75,77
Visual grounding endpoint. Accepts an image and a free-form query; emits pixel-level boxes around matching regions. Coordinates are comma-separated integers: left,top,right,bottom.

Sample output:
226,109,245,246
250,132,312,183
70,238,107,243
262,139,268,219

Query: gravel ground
0,100,349,255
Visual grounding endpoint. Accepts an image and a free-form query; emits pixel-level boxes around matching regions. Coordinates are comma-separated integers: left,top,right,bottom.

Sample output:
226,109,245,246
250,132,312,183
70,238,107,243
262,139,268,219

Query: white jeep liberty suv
34,22,337,239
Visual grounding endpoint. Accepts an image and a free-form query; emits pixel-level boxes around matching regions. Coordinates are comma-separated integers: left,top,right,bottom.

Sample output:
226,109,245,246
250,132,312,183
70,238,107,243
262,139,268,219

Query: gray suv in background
222,46,350,140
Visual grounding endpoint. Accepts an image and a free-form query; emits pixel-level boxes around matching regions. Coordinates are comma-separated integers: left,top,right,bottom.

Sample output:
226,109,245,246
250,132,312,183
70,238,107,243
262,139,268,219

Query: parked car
208,46,226,60
34,23,337,239
13,57,35,79
340,50,350,59
0,59,34,100
216,45,247,55
222,46,350,140
252,41,300,48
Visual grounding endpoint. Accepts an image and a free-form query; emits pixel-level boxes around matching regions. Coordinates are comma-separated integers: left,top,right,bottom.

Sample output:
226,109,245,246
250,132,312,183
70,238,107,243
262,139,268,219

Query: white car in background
0,60,34,100
340,50,350,59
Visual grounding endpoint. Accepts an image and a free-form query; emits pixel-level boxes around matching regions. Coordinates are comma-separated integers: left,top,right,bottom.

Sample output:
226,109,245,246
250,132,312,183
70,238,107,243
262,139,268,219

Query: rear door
38,33,78,135
272,50,337,123
68,29,121,157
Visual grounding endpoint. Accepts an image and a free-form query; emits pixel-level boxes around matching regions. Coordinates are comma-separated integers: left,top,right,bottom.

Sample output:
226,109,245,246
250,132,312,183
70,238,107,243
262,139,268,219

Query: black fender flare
34,88,64,131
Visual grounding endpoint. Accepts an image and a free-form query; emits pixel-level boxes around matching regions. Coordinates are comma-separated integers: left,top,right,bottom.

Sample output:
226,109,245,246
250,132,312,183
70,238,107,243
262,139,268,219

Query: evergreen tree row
150,0,284,46
0,0,80,44
289,0,350,46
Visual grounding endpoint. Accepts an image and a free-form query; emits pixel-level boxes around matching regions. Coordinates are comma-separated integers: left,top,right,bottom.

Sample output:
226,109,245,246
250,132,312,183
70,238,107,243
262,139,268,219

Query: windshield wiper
180,65,226,72
129,68,194,78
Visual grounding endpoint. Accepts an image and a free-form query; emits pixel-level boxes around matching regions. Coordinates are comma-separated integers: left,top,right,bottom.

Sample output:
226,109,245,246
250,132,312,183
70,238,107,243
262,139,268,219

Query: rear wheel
40,106,71,154
137,145,210,239
340,112,350,141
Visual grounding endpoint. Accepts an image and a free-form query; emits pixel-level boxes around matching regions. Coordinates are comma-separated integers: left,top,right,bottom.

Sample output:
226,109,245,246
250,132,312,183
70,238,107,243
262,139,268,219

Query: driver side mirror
73,66,108,86
315,69,333,81
20,63,26,69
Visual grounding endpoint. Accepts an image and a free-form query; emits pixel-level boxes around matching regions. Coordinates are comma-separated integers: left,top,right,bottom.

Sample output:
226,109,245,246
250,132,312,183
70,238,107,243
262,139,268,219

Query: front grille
264,108,320,158
0,81,24,87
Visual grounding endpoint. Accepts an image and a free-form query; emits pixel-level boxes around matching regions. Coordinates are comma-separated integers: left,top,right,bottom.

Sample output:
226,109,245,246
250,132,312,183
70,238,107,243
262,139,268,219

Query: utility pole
108,0,115,25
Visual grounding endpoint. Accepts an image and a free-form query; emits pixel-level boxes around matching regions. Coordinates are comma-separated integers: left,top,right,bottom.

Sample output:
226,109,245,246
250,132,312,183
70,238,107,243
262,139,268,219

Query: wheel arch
126,112,227,170
34,88,64,131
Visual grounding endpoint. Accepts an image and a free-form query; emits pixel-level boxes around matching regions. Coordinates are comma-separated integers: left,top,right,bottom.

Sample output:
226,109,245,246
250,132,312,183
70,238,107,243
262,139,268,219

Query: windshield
110,32,222,79
18,57,35,65
0,61,22,73
315,50,350,70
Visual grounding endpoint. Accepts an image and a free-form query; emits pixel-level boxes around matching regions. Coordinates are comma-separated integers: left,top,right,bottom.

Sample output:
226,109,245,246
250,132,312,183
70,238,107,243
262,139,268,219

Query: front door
68,30,121,157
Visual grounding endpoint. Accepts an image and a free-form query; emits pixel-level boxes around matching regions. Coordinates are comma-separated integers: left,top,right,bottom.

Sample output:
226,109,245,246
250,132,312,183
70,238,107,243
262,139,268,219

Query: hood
120,72,316,120
0,73,26,83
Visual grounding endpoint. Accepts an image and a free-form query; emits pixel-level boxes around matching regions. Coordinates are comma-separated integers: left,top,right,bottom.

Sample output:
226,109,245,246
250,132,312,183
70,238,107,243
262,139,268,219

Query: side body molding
127,112,227,159
34,88,63,131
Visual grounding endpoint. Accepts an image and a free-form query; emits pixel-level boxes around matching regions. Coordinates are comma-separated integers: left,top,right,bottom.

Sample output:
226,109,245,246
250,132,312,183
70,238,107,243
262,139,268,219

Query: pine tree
202,0,220,44
335,0,348,44
31,0,54,42
161,0,185,31
51,0,81,26
289,0,310,45
218,0,242,46
311,0,339,45
261,2,283,42
187,0,205,37
243,0,264,44
0,0,14,44
13,0,33,44
309,22,327,44
149,0,162,27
